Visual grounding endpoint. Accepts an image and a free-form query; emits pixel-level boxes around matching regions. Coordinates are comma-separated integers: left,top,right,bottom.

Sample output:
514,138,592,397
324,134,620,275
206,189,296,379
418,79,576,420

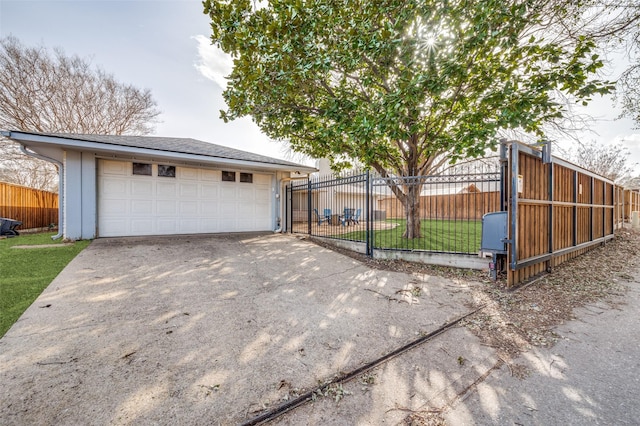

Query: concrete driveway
0,233,489,425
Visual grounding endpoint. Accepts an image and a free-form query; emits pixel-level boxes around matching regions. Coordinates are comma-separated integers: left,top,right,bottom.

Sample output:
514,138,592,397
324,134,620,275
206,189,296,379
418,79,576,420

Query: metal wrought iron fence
286,161,501,255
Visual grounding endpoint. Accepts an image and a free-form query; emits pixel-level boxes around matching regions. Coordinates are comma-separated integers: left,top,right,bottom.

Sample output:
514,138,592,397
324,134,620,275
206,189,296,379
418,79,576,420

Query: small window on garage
132,162,152,176
240,172,253,183
158,165,176,177
222,171,236,182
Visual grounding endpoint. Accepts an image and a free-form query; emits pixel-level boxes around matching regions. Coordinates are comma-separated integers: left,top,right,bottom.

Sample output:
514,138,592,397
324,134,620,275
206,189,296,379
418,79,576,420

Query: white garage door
98,160,272,237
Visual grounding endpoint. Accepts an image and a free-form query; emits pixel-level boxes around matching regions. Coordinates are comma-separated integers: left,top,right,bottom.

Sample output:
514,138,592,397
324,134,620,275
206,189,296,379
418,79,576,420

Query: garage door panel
132,180,153,197
238,187,254,201
238,208,254,220
179,183,198,197
178,219,199,233
157,200,177,215
201,201,219,214
255,190,270,202
219,217,236,229
220,186,237,200
180,201,198,215
220,203,236,216
157,181,177,197
254,174,270,185
157,219,177,234
100,178,127,195
179,167,199,180
201,169,219,181
255,204,270,217
131,200,153,215
98,160,273,237
199,219,220,233
101,160,128,176
131,219,153,234
101,199,128,215
100,219,128,237
201,184,219,199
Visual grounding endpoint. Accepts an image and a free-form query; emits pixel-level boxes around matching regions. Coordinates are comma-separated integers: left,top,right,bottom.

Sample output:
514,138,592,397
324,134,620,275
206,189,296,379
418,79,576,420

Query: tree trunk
402,183,422,239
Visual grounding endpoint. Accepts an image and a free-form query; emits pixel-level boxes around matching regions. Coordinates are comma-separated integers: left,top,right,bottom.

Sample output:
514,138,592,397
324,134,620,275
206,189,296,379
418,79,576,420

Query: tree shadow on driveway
0,233,490,425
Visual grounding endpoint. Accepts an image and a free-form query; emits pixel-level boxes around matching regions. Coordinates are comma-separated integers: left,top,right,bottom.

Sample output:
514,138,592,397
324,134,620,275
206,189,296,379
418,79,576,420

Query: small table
331,214,342,226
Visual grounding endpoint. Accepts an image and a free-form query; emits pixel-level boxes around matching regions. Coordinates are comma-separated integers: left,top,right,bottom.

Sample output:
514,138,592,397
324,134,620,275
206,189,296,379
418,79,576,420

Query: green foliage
0,233,90,337
204,0,613,238
204,0,613,175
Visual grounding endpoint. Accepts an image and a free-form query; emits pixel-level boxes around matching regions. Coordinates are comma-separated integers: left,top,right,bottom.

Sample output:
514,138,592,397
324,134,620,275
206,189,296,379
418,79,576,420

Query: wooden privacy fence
503,141,617,287
624,189,640,220
0,181,58,230
378,191,501,220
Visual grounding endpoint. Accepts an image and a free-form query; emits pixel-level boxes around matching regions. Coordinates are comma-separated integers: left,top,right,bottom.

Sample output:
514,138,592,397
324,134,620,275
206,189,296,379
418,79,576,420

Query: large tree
550,0,640,127
573,140,636,183
0,36,161,190
205,0,612,238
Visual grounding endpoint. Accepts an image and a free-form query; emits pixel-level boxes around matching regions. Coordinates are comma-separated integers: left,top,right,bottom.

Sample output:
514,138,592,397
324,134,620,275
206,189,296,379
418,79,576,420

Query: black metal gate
286,162,501,257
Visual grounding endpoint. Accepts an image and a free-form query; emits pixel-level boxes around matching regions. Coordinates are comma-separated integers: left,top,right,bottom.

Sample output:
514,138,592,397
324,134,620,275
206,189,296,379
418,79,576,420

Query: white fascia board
5,131,317,174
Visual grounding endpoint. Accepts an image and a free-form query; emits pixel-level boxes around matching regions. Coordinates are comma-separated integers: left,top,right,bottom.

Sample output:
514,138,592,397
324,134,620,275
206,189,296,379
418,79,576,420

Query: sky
0,0,639,173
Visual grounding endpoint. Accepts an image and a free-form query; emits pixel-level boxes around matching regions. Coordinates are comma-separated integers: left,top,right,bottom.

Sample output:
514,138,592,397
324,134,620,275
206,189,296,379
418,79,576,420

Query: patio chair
352,208,362,224
341,208,355,226
323,208,332,223
313,208,330,225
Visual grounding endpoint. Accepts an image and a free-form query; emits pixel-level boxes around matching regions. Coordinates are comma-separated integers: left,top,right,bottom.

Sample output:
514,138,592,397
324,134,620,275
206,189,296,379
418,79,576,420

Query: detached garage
3,131,316,240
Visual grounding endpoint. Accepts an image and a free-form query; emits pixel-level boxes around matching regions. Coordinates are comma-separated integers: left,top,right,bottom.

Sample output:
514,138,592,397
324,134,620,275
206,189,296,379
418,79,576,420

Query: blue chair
341,208,355,226
352,208,362,224
313,208,329,225
323,208,332,222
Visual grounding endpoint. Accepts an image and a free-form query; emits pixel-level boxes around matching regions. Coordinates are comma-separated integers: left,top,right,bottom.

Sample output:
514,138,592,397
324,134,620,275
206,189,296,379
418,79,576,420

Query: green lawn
338,219,482,253
0,233,90,337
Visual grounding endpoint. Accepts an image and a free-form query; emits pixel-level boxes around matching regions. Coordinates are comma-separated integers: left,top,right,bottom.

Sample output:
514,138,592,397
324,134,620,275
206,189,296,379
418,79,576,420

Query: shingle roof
19,132,310,169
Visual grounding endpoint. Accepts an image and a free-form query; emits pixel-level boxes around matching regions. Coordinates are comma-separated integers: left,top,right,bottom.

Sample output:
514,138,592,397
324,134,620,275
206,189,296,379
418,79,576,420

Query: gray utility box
481,211,508,280
481,211,508,254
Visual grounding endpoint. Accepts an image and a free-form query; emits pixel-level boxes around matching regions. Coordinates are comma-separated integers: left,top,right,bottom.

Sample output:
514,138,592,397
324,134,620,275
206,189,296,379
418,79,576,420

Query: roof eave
3,131,317,173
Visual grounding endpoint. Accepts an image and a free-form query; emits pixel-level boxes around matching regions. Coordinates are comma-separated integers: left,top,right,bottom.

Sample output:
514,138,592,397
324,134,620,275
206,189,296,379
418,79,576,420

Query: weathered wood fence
503,141,619,286
0,181,58,230
624,188,640,220
378,191,501,220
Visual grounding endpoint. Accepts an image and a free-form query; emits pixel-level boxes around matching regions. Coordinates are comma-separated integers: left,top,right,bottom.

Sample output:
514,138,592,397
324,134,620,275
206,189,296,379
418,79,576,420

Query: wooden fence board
0,181,58,230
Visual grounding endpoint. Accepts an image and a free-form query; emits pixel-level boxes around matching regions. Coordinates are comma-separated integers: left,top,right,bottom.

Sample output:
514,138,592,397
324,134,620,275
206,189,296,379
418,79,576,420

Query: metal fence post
365,169,371,257
509,143,519,271
499,140,509,212
548,161,554,272
288,183,294,233
285,184,289,233
307,179,312,235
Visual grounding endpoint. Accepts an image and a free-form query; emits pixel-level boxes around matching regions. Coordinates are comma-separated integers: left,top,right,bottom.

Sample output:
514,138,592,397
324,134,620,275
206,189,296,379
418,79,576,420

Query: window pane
240,172,253,183
158,165,176,177
222,171,236,182
132,163,152,176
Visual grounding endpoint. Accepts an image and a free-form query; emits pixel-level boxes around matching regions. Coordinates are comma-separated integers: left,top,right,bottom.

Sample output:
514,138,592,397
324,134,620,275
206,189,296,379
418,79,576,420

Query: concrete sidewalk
445,271,640,425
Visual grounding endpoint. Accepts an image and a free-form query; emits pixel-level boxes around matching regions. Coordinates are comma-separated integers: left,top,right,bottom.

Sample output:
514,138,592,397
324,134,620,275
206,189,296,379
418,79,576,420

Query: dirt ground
2,229,639,425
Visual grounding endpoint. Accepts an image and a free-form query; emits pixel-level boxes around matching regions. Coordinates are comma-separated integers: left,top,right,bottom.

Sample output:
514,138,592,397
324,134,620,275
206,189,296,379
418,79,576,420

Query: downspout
19,145,64,240
274,175,309,233
274,177,293,233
